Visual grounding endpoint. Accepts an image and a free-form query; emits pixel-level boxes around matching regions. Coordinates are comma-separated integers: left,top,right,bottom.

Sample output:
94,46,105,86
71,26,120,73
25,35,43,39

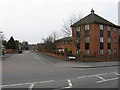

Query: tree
2,40,7,49
15,40,19,49
22,41,29,50
44,35,56,51
6,36,18,49
61,13,83,37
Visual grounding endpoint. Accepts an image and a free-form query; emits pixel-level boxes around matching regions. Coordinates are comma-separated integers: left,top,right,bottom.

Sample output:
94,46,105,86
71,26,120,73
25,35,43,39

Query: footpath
56,61,119,68
2,54,16,60
37,51,120,68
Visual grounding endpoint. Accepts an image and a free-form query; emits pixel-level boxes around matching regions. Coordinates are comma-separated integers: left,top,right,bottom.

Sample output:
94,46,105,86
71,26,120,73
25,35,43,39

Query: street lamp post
0,31,3,58
0,30,3,90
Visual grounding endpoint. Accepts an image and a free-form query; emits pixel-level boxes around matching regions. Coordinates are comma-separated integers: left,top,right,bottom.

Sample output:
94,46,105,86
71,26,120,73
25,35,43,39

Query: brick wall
72,23,120,58
5,49,19,54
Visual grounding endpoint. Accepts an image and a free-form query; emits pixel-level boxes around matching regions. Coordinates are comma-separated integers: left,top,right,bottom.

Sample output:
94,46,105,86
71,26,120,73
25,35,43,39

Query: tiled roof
71,10,119,27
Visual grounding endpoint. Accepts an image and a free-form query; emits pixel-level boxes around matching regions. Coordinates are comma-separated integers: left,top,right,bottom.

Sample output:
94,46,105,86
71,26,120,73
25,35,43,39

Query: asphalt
2,51,120,68
2,51,119,88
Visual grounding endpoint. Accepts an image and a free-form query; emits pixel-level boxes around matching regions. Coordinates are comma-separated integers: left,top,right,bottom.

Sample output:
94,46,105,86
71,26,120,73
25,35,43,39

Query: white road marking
78,74,97,79
77,72,117,79
113,72,120,76
95,75,106,81
61,79,72,89
67,79,72,87
96,77,120,83
0,80,54,88
29,83,34,90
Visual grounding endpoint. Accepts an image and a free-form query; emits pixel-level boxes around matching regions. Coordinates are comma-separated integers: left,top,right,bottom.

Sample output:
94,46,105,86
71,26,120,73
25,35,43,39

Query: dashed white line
77,74,97,79
0,83,30,88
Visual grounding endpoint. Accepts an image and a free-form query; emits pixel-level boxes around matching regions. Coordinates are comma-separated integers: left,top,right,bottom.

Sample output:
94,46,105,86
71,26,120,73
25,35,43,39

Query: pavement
55,61,120,68
2,54,16,60
39,52,120,68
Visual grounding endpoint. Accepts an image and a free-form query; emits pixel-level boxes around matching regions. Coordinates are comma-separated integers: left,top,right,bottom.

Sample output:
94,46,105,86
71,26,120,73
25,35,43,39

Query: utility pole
0,30,3,90
0,31,3,58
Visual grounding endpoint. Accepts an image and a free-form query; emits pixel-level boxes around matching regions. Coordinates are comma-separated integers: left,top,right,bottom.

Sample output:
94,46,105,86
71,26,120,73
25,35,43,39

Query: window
100,49,104,55
100,30,103,37
108,43,111,49
115,49,117,53
107,26,110,31
85,43,89,49
77,43,80,49
85,30,89,37
76,50,79,54
76,38,80,43
114,38,117,43
85,50,89,55
85,37,89,43
100,24,103,30
107,49,111,55
100,42,104,49
76,31,80,37
114,28,116,32
108,38,111,43
85,24,89,30
77,27,80,32
108,31,111,37
100,37,104,42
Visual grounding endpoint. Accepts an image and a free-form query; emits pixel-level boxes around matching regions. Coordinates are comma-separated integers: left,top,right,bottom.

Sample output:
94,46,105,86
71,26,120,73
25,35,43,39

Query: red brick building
55,37,72,54
71,9,120,58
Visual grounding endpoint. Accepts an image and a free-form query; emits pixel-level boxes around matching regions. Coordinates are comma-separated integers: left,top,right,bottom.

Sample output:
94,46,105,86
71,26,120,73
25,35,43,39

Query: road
2,51,119,89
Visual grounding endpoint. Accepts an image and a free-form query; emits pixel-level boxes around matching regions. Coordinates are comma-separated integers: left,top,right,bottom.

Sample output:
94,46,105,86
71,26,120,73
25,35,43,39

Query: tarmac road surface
2,51,119,89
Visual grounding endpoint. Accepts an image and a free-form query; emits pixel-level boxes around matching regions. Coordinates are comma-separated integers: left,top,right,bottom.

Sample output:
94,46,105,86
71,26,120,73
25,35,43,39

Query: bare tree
61,12,83,37
44,35,56,51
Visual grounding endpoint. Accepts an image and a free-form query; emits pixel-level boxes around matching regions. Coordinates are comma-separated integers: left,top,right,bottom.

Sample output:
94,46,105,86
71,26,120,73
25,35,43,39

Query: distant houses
55,37,72,55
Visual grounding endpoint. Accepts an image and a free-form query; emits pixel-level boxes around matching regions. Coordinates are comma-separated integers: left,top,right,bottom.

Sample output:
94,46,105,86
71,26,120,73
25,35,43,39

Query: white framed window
115,49,117,53
114,28,116,32
107,26,110,31
100,24,103,30
85,50,89,55
76,38,80,43
77,27,80,32
85,24,89,30
114,38,117,43
76,50,79,54
100,37,104,42
108,38,111,43
85,37,89,43
107,49,111,55
100,49,104,55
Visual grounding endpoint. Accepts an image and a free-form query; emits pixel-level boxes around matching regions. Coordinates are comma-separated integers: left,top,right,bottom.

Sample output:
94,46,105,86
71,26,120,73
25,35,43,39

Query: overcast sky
0,0,119,44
